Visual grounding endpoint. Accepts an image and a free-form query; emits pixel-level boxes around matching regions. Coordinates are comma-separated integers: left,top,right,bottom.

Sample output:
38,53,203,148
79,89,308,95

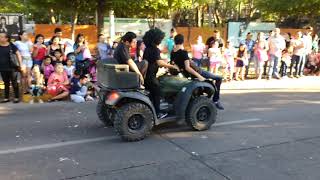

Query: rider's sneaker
214,101,224,110
157,112,168,119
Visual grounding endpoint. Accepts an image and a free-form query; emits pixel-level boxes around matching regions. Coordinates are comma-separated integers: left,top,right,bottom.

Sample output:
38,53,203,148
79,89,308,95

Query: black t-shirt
171,49,201,78
205,36,224,48
144,46,161,80
0,43,18,71
70,80,82,95
113,42,130,64
237,49,245,58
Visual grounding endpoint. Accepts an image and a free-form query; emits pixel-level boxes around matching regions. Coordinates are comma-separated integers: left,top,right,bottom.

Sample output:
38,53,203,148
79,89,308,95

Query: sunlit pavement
222,76,320,90
0,84,320,179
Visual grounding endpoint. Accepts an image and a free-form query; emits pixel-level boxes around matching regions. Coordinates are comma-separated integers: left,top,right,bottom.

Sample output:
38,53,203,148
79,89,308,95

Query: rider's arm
157,60,178,69
184,60,205,81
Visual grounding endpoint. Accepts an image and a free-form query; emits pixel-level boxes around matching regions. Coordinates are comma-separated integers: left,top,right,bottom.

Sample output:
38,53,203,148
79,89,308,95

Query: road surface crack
61,162,157,180
156,133,231,180
204,135,320,157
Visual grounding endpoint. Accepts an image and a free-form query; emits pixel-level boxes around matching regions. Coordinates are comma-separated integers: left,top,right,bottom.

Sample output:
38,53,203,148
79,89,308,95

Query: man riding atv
171,34,224,110
113,32,148,84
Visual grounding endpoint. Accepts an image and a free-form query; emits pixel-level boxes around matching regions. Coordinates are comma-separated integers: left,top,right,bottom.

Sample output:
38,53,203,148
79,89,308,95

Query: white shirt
302,34,313,55
293,38,304,56
14,41,33,57
64,65,75,77
268,35,286,57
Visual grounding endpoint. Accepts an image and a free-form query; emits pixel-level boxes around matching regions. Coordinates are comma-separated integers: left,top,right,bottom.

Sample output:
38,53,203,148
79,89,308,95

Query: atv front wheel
96,99,114,127
114,103,154,141
186,96,217,131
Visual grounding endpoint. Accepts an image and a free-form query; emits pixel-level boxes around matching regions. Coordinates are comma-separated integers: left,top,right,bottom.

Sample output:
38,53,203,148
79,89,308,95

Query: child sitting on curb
64,57,75,79
42,56,54,85
29,65,44,104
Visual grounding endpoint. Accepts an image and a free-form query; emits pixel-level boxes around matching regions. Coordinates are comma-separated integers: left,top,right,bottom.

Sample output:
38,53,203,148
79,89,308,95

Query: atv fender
106,91,158,125
174,81,215,121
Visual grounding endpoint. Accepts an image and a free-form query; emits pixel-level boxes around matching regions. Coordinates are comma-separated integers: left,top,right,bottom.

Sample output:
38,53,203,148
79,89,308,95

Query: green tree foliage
0,0,26,13
1,0,319,29
256,0,320,27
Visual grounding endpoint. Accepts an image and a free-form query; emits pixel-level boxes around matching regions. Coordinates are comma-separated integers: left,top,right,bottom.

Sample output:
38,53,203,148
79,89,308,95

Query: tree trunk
237,1,241,21
50,9,56,24
71,11,78,41
208,4,213,28
213,8,221,27
309,15,318,33
247,0,254,23
201,6,205,27
196,6,202,27
97,0,106,35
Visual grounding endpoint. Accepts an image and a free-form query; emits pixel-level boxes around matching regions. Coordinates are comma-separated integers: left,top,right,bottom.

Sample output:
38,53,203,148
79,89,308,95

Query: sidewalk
1,76,319,93
221,76,320,90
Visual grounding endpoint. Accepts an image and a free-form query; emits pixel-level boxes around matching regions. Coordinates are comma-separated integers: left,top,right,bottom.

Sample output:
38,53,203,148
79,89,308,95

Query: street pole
109,10,115,40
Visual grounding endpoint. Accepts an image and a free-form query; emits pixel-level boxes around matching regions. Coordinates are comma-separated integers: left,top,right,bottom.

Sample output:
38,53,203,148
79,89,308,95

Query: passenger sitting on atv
171,34,224,110
143,28,180,119
113,32,148,84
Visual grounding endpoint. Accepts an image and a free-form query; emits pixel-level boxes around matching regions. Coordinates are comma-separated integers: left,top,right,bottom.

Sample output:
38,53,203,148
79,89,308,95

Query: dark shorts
33,60,43,66
236,60,244,67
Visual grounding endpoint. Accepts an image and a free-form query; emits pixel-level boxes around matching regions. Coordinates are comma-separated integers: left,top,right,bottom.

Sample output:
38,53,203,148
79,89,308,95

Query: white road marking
0,136,116,155
214,118,262,126
0,118,263,155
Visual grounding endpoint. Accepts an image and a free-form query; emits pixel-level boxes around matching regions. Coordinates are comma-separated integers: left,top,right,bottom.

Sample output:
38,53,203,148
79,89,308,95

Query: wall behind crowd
176,27,227,51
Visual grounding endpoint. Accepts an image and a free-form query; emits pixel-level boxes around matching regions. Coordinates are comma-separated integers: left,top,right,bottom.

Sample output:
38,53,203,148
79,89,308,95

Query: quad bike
95,61,218,142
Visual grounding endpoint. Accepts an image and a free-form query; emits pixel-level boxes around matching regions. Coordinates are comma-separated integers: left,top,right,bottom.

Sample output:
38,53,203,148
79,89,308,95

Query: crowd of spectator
0,26,319,104
0,28,110,103
188,27,320,81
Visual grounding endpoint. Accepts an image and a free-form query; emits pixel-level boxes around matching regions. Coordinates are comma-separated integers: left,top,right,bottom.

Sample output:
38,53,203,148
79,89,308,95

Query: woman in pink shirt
254,32,269,80
47,63,69,101
191,36,205,67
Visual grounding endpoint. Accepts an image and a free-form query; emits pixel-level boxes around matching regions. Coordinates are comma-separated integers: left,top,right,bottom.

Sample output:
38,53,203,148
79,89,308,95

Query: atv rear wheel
186,96,217,131
96,99,114,127
114,103,154,141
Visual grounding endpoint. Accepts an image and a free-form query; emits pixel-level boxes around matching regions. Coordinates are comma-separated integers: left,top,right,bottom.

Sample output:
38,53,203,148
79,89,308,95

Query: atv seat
97,62,140,90
158,75,191,96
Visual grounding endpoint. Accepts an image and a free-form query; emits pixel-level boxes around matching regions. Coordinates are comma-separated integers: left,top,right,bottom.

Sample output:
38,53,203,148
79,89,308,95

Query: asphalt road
0,90,320,180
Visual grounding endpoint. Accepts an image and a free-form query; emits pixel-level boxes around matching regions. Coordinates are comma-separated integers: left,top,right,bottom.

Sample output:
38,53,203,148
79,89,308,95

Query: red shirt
33,46,47,61
130,47,136,59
